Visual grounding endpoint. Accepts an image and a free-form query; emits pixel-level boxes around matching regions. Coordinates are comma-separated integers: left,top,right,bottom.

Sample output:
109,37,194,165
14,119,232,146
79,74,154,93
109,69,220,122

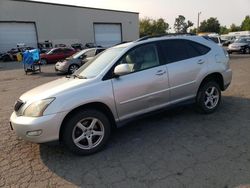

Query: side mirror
114,64,131,76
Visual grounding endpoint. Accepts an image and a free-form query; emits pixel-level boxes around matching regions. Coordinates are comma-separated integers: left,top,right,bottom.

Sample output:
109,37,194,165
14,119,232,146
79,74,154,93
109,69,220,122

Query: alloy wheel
204,86,219,109
72,117,105,150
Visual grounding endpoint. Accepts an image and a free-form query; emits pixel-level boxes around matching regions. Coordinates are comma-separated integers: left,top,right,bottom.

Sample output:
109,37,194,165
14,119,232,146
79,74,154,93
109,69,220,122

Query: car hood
19,77,92,102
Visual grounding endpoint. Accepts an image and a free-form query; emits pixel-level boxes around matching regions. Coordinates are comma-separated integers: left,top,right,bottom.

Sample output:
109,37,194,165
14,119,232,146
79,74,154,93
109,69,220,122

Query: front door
112,43,170,121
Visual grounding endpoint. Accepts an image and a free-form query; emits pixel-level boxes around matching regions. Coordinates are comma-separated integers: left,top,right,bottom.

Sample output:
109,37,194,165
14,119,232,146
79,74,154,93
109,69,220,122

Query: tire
68,64,79,74
245,48,250,54
40,58,47,65
62,109,111,155
196,81,221,114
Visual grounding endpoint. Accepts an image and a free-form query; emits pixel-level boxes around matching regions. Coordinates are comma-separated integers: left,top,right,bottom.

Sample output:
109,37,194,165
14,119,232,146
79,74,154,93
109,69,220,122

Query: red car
40,47,76,64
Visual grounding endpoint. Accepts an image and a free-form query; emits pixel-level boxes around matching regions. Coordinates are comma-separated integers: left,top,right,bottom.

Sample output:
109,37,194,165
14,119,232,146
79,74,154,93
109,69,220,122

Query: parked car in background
202,35,224,47
227,37,250,54
85,43,102,48
55,47,105,74
71,43,84,51
55,44,67,48
1,46,35,62
40,47,76,64
38,40,53,54
10,35,232,155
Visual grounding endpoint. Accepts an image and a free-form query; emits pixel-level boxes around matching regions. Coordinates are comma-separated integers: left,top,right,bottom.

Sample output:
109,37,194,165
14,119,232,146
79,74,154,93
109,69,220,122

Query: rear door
159,39,210,102
112,43,170,121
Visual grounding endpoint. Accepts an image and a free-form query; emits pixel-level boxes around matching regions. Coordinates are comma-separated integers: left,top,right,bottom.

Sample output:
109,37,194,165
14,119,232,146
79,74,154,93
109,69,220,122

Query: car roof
113,35,215,50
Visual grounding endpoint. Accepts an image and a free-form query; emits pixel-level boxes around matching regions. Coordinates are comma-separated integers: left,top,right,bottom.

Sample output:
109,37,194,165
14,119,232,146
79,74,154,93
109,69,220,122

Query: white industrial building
0,0,139,52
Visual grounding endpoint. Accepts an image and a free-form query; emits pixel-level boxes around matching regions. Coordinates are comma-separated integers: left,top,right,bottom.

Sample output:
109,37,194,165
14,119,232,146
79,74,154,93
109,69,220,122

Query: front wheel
62,109,111,155
196,81,221,114
68,64,79,74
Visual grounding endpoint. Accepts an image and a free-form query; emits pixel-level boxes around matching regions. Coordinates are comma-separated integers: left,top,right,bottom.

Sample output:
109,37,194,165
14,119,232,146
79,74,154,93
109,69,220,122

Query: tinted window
209,37,219,43
160,39,210,63
118,43,160,73
96,48,105,54
64,48,73,53
189,41,210,55
160,40,189,63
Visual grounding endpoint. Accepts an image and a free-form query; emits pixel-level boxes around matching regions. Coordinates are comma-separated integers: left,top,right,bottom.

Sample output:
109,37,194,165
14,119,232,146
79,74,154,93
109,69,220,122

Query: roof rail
136,33,196,42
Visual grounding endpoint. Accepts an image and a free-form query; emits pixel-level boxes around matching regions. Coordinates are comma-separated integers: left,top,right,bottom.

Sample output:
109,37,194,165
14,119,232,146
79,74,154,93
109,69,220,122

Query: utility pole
197,12,202,34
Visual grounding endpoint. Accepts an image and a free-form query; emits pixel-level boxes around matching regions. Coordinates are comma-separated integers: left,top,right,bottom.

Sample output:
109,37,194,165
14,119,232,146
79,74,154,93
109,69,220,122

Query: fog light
26,130,42,136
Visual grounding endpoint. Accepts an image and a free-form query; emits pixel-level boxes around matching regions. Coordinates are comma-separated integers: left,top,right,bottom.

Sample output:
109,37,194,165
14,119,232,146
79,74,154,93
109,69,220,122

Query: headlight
23,98,55,117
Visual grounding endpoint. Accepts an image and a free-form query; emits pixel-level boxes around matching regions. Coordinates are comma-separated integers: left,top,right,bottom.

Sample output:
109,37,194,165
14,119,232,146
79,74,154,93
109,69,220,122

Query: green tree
189,28,197,34
229,23,241,32
174,15,193,33
241,15,250,31
199,17,220,33
139,18,169,37
220,26,229,34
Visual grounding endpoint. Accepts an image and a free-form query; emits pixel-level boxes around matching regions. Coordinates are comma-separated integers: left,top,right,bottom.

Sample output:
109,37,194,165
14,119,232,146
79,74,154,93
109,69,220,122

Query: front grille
14,100,24,112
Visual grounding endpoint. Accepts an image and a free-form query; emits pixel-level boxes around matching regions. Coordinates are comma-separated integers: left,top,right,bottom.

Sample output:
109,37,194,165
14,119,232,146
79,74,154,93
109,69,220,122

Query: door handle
155,70,166,76
197,59,205,64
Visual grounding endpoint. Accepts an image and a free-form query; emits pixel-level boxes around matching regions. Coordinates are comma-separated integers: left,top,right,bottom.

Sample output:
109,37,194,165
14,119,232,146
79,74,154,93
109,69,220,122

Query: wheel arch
59,102,116,141
198,72,224,93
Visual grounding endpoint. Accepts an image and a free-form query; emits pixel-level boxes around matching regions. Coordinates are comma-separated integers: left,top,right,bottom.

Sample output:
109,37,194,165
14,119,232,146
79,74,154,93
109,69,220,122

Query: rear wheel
62,109,111,155
68,64,79,74
196,81,221,114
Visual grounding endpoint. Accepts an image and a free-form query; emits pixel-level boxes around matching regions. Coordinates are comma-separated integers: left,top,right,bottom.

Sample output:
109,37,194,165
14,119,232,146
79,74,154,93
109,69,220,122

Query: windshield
72,49,89,59
74,47,125,79
46,49,54,54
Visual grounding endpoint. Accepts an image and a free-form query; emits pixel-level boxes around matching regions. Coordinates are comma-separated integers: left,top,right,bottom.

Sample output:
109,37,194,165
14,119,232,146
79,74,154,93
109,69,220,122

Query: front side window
118,44,160,73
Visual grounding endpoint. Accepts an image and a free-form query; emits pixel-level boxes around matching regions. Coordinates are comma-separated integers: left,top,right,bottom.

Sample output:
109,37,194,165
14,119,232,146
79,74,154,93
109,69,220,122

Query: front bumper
55,63,68,73
10,111,68,143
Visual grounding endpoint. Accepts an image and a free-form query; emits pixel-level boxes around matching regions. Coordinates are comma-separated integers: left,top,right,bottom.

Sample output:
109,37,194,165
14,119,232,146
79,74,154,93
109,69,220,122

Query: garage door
0,22,37,52
94,24,122,47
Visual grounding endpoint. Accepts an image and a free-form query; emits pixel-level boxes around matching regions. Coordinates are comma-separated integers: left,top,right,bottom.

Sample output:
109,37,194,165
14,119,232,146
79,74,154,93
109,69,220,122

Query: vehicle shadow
39,96,250,187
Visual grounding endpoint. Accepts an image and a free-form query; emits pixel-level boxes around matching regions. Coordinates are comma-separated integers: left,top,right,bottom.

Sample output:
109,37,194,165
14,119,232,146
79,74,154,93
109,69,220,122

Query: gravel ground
0,55,250,188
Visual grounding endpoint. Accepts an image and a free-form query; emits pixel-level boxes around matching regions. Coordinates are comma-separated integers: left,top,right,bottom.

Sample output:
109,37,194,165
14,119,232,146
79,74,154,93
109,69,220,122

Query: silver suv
10,35,232,155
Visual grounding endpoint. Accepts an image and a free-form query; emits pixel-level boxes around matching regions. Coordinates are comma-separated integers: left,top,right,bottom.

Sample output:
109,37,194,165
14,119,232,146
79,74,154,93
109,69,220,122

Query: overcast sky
32,0,250,29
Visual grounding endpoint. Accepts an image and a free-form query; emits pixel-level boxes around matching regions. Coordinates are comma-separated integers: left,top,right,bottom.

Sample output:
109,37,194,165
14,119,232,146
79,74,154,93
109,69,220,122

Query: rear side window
96,48,105,55
188,41,210,55
160,39,210,64
160,40,189,63
64,48,73,53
